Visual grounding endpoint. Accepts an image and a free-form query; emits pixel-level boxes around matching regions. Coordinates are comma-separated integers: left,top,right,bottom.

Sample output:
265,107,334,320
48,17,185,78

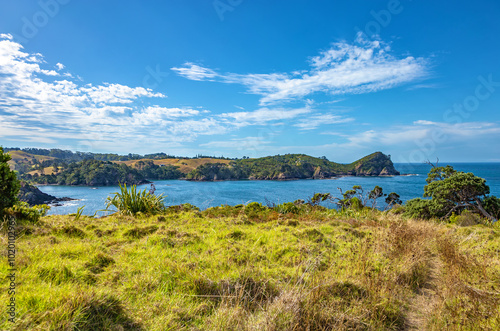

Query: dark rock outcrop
18,182,75,206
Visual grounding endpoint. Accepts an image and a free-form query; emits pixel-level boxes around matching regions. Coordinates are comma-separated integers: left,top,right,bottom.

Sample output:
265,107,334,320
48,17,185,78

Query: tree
385,192,402,208
405,165,497,221
368,185,384,208
0,147,20,219
332,185,392,210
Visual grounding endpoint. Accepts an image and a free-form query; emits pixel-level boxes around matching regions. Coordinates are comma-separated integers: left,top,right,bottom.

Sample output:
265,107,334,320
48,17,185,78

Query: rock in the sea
18,182,74,206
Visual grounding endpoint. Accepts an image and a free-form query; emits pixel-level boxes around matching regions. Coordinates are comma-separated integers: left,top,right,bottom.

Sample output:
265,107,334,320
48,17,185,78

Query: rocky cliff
18,182,74,206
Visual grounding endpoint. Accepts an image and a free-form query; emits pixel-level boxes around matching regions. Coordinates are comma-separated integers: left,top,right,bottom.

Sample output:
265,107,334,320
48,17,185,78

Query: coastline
34,174,402,187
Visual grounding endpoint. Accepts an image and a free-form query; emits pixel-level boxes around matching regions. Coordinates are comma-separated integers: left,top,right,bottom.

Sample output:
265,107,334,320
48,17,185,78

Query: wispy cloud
322,121,500,150
219,107,313,127
200,136,271,149
294,113,354,130
172,33,430,104
171,62,218,81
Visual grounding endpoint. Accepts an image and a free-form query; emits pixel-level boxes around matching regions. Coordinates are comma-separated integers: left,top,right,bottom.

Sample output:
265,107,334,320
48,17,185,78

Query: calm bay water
38,163,500,216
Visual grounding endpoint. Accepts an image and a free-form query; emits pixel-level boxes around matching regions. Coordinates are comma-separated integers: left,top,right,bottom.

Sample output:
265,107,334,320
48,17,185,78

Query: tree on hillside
0,147,20,219
405,165,498,221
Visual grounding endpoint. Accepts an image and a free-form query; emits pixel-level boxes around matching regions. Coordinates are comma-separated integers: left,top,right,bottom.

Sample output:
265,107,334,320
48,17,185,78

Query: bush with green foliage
105,184,165,215
449,210,484,226
274,202,300,215
404,165,498,222
6,202,50,224
483,196,500,220
0,147,20,219
403,198,436,219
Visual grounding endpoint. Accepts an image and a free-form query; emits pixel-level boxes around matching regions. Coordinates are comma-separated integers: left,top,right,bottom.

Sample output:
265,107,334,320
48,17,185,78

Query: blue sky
0,0,499,162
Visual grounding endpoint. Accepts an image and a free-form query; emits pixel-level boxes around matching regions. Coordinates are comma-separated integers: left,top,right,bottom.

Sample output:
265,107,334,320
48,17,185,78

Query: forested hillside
186,152,399,181
6,148,400,185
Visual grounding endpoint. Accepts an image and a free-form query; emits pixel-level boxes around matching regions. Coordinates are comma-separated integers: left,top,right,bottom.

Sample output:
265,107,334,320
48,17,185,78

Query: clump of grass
59,292,142,330
57,225,86,238
123,225,158,238
38,265,75,285
85,253,115,273
105,183,165,215
193,275,278,311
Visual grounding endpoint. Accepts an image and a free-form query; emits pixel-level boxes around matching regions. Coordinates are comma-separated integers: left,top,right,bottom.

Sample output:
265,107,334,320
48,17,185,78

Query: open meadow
2,204,499,330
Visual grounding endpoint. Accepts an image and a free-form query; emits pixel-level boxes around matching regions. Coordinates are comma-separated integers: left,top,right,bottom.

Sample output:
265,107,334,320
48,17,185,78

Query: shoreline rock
18,182,75,206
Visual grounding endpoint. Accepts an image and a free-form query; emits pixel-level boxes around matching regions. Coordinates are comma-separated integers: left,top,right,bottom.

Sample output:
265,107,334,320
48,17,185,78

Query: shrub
244,202,269,221
483,196,500,220
403,198,434,219
5,202,50,224
449,210,483,226
386,204,405,216
0,147,20,219
105,184,165,215
274,202,300,215
245,202,266,212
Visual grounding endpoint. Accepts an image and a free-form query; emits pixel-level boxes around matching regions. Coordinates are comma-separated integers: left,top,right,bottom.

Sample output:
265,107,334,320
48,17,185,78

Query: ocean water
38,163,500,216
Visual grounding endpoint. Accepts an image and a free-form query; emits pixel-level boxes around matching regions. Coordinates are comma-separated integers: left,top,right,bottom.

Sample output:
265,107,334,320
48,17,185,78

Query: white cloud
172,34,429,104
294,114,354,130
0,33,13,40
200,136,271,149
81,83,164,104
0,35,231,150
323,121,500,150
55,62,65,70
413,120,435,125
171,62,218,81
219,107,312,127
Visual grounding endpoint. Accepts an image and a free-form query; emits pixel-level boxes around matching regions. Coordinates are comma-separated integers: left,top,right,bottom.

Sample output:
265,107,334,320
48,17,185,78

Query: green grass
1,206,499,330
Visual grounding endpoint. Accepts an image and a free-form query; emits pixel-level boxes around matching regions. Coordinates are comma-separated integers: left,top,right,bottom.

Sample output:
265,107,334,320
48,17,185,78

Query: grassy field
7,151,56,173
115,158,232,174
1,207,499,330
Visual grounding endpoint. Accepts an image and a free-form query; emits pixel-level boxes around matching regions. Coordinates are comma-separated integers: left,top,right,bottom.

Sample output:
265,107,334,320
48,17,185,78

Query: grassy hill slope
115,158,232,174
7,150,56,173
2,208,498,330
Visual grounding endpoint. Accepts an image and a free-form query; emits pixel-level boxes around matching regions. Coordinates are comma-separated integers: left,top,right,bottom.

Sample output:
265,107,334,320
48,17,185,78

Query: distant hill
115,158,232,174
186,152,400,181
7,150,57,174
5,148,399,185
